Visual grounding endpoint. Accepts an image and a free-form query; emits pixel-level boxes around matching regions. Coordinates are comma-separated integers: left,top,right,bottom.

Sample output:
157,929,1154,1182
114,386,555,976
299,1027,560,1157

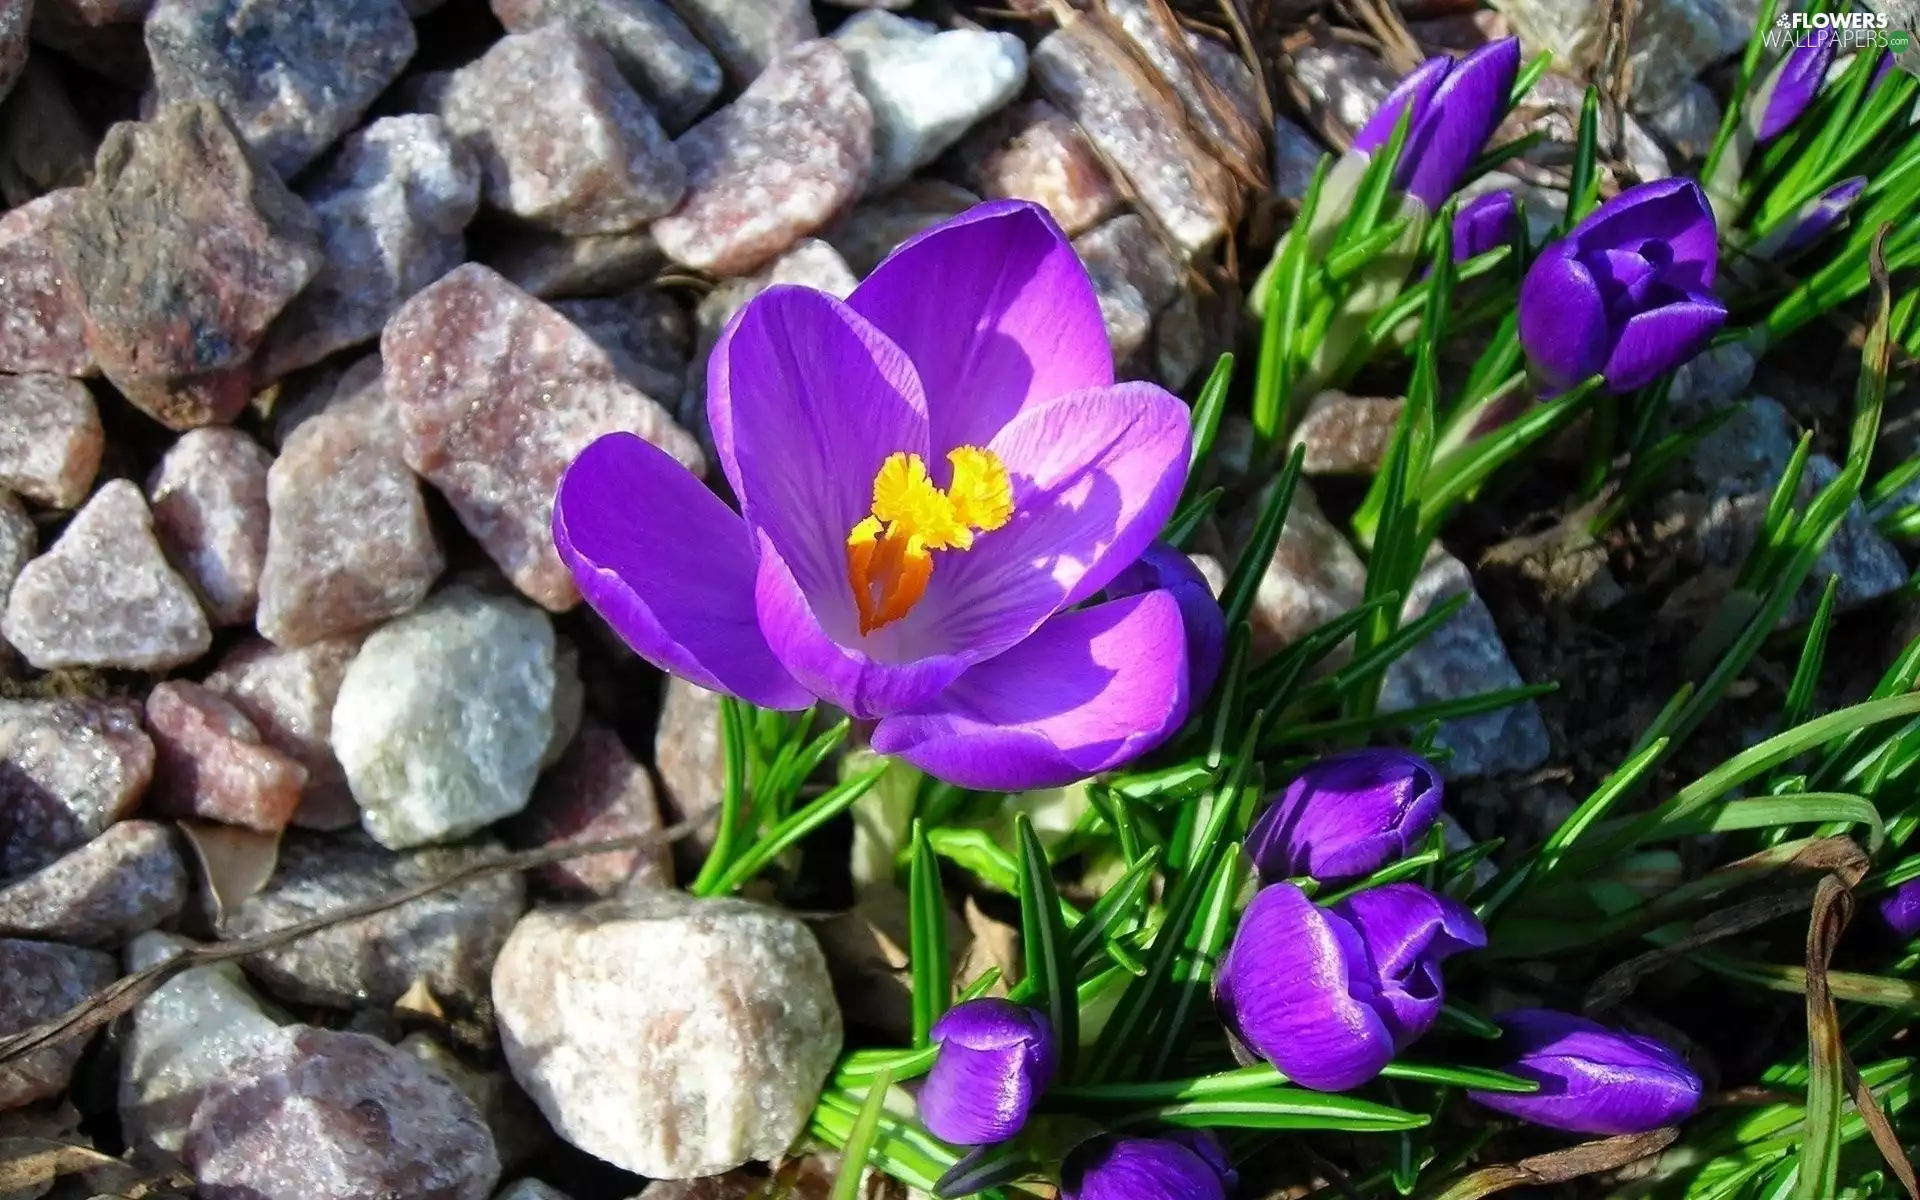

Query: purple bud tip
918,999,1057,1146
1775,175,1868,261
1467,1009,1704,1135
1453,190,1520,262
1881,878,1920,940
1757,29,1838,144
1244,748,1444,885
1352,38,1523,211
1062,1135,1230,1200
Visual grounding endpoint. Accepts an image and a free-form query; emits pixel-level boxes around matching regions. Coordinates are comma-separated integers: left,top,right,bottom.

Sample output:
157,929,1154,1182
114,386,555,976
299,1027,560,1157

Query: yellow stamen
845,446,1015,634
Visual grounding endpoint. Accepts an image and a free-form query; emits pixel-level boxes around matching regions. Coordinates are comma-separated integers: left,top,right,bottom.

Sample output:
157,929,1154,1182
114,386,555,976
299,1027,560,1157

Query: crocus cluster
1518,178,1727,394
1216,751,1484,1091
1062,1132,1237,1200
1468,1009,1704,1135
554,201,1224,792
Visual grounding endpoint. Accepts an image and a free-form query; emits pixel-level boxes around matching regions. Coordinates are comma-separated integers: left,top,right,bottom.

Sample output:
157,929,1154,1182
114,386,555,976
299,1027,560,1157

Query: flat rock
835,11,1026,192
1292,392,1404,475
1493,0,1743,113
1380,550,1553,779
384,264,702,611
0,821,186,945
0,938,118,1108
203,634,363,830
0,372,101,507
489,0,721,133
119,932,283,1154
145,680,309,833
0,188,95,376
671,0,817,85
1032,21,1233,259
1074,213,1182,367
259,115,481,380
53,102,322,428
0,489,30,601
492,891,843,1178
953,98,1122,237
821,178,978,278
553,289,689,404
510,721,671,897
653,41,872,277
185,1026,501,1200
256,385,444,648
440,26,685,236
147,427,272,625
0,698,154,880
145,0,417,177
2,479,213,670
218,829,526,1008
332,585,557,849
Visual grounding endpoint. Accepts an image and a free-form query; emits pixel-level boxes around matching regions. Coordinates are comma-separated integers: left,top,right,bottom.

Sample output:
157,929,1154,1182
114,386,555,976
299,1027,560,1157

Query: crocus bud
1752,29,1838,144
1243,749,1443,885
1518,178,1726,394
1106,543,1226,702
1881,878,1920,939
1215,881,1485,1091
918,999,1056,1146
1061,1134,1232,1200
1453,190,1520,262
1468,1010,1702,1134
1765,176,1867,262
1352,38,1523,210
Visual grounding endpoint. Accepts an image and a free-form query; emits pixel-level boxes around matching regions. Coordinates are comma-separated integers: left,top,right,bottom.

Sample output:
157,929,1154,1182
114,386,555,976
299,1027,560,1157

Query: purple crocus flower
1770,176,1868,260
1243,749,1443,885
1061,1134,1232,1200
1351,37,1522,210
1467,1009,1704,1135
918,998,1057,1145
1518,178,1726,394
553,201,1205,792
1215,881,1486,1091
1881,878,1920,939
1104,543,1225,702
1453,190,1520,262
1754,29,1837,144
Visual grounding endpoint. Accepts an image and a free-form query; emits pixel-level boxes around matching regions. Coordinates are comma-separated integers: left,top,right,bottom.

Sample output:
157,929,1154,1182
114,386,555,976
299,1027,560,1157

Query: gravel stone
483,226,664,300
552,289,689,405
1492,0,1744,113
1291,392,1405,475
0,821,186,945
0,698,154,881
0,372,101,507
145,679,309,833
0,188,95,377
510,721,671,897
0,938,118,1108
821,178,978,278
953,99,1123,236
0,489,30,603
202,634,363,829
146,427,272,626
671,0,818,85
489,0,721,133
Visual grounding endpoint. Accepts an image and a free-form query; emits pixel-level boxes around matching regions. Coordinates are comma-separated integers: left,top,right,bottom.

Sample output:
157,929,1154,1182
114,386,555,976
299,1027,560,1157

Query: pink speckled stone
954,99,1122,236
382,263,701,612
144,680,308,833
0,698,155,881
147,427,273,626
0,189,95,376
0,821,187,945
203,634,363,830
0,372,101,508
672,0,817,85
0,939,118,1107
509,721,670,897
488,0,720,132
653,41,872,277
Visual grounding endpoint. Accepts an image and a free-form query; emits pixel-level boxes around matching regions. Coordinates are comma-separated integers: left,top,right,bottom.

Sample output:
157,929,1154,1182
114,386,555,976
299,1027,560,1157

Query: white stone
1643,81,1723,162
331,585,556,849
492,891,842,1178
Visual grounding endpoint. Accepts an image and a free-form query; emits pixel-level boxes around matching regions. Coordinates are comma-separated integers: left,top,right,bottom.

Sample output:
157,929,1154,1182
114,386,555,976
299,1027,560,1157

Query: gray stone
654,676,727,872
1291,391,1404,475
0,0,25,104
119,931,282,1154
2,479,213,671
184,1027,501,1200
498,1182,574,1200
1236,483,1370,661
202,634,364,830
1644,81,1723,162
553,290,689,405
483,227,662,301
835,11,1026,191
1459,170,1567,246
218,829,526,1009
439,26,685,236
952,98,1122,237
0,938,118,1107
1074,213,1182,367
1492,0,1744,114
511,721,672,897
671,0,817,85
0,372,101,508
0,488,30,605
1619,111,1672,183
1273,116,1325,203
1683,396,1798,497
399,1034,549,1175
492,891,842,1178
653,41,872,277
1669,338,1759,417
1290,41,1398,137
0,821,185,945
1380,549,1553,779
260,115,481,380
1101,0,1263,160
145,0,417,178
0,188,95,377
0,60,93,211
147,427,273,626
489,0,721,133
0,698,153,881
821,178,978,278
332,586,557,849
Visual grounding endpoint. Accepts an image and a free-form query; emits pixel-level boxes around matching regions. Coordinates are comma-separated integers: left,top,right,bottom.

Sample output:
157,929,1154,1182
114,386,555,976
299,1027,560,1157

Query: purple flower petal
1518,242,1611,391
1105,543,1225,701
911,384,1191,664
1062,1136,1229,1200
1775,176,1867,260
1454,190,1518,261
1354,55,1452,154
1401,37,1522,209
706,285,931,621
919,998,1056,1146
1601,293,1726,392
1881,879,1920,939
1164,1131,1237,1192
1468,1009,1704,1135
870,590,1190,790
1567,179,1719,287
1214,882,1397,1091
847,200,1115,454
1244,749,1444,884
1332,883,1485,1048
552,433,812,710
1756,29,1837,143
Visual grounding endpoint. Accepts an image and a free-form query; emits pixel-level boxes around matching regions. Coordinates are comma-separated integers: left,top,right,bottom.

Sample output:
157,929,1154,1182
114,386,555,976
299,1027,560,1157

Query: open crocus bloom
554,200,1203,792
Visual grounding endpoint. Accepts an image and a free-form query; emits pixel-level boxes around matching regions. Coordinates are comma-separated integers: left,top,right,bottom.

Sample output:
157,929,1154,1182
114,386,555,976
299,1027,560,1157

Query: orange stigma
846,448,1012,635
